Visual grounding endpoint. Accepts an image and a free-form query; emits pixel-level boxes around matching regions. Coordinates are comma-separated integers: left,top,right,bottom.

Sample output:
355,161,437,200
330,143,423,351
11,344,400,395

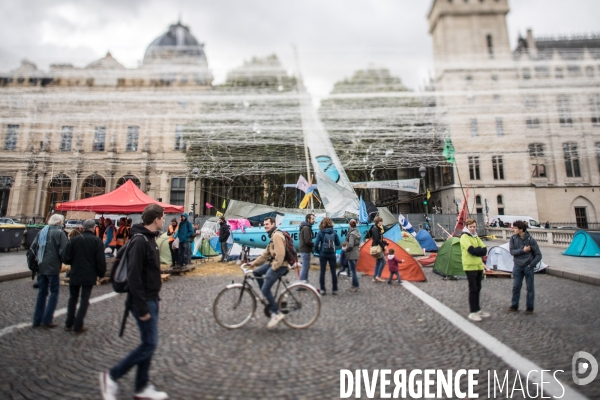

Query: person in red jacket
386,248,404,284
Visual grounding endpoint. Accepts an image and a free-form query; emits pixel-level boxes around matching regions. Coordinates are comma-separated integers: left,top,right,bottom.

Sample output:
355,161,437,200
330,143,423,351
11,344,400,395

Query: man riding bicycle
248,217,289,329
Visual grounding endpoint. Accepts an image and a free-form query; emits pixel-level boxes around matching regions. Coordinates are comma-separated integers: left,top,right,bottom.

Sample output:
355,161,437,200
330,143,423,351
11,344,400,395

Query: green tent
156,232,174,266
397,232,425,256
433,237,466,279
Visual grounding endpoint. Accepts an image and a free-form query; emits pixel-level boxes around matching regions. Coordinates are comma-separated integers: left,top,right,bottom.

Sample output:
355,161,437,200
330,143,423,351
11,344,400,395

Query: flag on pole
398,214,416,237
426,189,431,200
358,196,369,224
443,137,455,164
222,199,227,209
205,202,214,209
216,211,223,217
299,193,312,209
296,175,311,193
453,188,470,236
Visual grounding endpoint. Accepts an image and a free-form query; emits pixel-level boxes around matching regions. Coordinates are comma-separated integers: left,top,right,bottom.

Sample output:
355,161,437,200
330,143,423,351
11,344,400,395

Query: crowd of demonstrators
63,219,106,333
95,216,106,239
115,217,129,251
386,248,403,284
370,216,387,283
31,214,69,328
175,212,194,269
459,218,489,322
248,217,289,329
167,218,178,268
314,217,340,295
509,220,542,314
344,219,361,292
298,213,315,281
103,218,117,255
218,216,230,263
100,204,168,400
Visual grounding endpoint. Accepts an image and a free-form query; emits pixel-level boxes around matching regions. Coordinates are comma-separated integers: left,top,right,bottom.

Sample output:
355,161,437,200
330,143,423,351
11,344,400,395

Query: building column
34,172,45,217
7,171,24,218
70,172,79,201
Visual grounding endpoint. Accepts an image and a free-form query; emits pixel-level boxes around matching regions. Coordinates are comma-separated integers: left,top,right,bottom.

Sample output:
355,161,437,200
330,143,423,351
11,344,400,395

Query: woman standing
459,218,489,322
314,217,341,295
32,214,69,328
370,216,387,282
345,219,361,292
167,218,178,268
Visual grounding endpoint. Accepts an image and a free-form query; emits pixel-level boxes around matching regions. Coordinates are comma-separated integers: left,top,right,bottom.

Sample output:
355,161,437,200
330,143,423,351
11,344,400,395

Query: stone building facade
426,0,600,227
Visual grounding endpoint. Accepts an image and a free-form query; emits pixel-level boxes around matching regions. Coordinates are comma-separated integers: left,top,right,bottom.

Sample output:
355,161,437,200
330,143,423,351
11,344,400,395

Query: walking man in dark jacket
100,204,168,400
63,219,106,333
299,213,315,281
218,217,230,262
508,220,542,314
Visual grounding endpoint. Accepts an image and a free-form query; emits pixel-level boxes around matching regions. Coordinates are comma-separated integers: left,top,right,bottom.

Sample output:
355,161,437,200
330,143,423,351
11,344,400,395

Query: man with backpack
100,204,168,400
248,217,289,329
299,213,315,281
314,217,341,295
218,217,230,263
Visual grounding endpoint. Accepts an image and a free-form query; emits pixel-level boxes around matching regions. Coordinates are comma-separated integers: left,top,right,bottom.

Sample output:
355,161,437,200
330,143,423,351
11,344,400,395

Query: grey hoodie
509,232,542,268
345,226,361,260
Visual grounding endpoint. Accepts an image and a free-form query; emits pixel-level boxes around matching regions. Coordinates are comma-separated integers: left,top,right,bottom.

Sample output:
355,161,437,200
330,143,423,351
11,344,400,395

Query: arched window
81,174,106,198
529,143,546,178
476,195,482,205
497,195,503,205
116,175,141,189
563,142,581,178
475,195,483,214
46,174,71,215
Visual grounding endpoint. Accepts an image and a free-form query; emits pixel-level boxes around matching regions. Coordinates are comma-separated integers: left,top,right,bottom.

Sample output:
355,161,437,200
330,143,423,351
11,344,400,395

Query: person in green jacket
459,218,489,322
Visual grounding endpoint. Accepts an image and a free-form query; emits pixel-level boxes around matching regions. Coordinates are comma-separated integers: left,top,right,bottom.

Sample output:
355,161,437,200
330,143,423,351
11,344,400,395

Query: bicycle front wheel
278,284,321,329
213,285,256,329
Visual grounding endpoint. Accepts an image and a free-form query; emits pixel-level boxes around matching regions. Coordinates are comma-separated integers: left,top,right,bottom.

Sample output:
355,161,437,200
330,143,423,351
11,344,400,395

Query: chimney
526,29,537,58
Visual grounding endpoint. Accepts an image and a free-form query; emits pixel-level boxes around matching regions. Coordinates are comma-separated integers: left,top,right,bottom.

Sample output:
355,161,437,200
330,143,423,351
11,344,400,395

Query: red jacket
387,255,403,272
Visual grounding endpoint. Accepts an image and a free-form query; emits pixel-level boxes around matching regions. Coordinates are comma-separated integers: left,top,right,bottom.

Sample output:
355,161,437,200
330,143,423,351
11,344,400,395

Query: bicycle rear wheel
213,286,256,329
278,284,321,329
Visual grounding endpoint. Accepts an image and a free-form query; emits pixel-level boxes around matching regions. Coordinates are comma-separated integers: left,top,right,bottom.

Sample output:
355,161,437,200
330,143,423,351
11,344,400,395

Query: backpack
26,242,39,280
320,231,337,254
110,233,148,293
278,230,298,267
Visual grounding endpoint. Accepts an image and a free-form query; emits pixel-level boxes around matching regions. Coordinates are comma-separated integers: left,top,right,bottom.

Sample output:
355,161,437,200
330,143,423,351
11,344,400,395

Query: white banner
351,179,420,193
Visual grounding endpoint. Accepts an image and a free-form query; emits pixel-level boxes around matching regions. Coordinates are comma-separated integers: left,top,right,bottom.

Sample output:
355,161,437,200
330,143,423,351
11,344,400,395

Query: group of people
459,218,542,322
165,212,196,269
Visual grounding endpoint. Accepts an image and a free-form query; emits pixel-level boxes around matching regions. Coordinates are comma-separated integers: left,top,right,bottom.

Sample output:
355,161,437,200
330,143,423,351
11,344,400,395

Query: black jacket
64,231,107,286
510,232,542,268
219,222,230,243
299,221,314,253
371,225,387,249
126,224,162,316
32,226,69,276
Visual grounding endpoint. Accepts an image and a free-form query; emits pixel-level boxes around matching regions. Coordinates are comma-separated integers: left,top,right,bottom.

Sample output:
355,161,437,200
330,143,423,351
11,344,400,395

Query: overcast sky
1,0,599,99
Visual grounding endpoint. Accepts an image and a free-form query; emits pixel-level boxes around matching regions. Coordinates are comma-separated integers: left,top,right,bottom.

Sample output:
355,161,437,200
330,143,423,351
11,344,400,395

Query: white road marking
402,281,587,400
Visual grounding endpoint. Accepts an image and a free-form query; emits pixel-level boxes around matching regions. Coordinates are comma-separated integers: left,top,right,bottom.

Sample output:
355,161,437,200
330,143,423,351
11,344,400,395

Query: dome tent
356,239,426,282
563,230,600,257
485,242,548,273
416,230,438,252
432,237,466,279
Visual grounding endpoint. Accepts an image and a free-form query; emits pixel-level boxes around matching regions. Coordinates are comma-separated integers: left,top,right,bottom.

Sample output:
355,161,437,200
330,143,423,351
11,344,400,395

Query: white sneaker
99,370,118,400
468,313,482,322
478,311,491,318
133,384,169,400
267,312,285,329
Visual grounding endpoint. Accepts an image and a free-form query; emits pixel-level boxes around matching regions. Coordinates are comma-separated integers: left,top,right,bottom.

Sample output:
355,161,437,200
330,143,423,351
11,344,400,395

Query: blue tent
416,230,438,252
383,224,402,243
563,230,600,257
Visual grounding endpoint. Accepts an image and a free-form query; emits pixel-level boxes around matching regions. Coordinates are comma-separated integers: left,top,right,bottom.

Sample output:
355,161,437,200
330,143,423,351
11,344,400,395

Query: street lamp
191,166,199,218
418,166,429,229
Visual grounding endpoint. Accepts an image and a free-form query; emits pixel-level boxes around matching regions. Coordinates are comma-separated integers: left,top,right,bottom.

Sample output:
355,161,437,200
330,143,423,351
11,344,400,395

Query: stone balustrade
485,228,576,247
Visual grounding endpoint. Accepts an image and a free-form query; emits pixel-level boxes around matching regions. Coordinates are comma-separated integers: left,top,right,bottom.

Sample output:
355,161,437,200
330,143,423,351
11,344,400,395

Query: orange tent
356,239,426,282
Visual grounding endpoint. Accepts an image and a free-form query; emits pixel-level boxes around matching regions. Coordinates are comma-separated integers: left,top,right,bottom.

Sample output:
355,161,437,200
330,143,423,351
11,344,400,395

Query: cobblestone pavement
1,265,599,399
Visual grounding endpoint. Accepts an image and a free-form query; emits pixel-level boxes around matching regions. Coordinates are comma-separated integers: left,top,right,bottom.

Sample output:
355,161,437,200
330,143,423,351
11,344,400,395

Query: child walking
387,249,404,284
337,242,350,278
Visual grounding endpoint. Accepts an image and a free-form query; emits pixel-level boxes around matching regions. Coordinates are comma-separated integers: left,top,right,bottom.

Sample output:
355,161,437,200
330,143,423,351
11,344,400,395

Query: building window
468,156,481,180
476,195,483,214
524,96,537,108
563,142,581,178
557,96,573,126
522,68,531,80
526,118,540,128
529,143,546,178
590,94,600,125
586,66,595,78
595,142,600,173
555,68,564,79
535,66,550,79
470,118,478,137
575,207,588,229
567,65,582,77
497,195,504,215
5,124,18,150
495,118,504,136
442,165,454,186
174,125,185,151
466,75,473,83
59,126,73,152
126,126,139,152
93,126,106,152
487,35,494,58
170,177,186,206
492,156,504,180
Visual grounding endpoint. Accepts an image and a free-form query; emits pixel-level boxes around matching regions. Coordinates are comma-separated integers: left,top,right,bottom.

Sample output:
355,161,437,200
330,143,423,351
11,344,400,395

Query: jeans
299,252,312,281
169,241,178,266
319,255,338,293
388,271,401,283
33,274,60,326
373,256,386,279
178,241,190,266
512,264,535,310
65,284,93,330
348,259,359,288
220,242,228,261
110,299,159,393
465,270,483,313
253,263,288,315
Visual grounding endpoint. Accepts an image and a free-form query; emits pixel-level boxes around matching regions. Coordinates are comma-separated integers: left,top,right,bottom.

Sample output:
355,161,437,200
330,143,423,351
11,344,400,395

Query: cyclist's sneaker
133,384,168,399
267,312,285,329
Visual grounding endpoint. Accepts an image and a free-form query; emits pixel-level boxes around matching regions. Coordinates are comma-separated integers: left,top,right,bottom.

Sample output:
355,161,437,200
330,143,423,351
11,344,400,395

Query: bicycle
213,263,321,329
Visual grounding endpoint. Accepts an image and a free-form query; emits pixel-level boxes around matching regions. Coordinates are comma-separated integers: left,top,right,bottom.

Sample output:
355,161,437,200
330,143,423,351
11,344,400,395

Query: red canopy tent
55,180,184,214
